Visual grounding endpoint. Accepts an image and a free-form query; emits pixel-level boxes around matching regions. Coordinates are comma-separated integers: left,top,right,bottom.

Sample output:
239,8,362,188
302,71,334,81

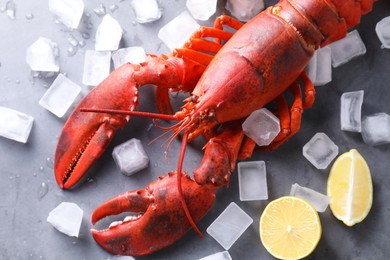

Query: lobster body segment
54,0,376,256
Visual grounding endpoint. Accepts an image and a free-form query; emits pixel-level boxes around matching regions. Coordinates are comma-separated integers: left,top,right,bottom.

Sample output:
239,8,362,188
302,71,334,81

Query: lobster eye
191,95,198,103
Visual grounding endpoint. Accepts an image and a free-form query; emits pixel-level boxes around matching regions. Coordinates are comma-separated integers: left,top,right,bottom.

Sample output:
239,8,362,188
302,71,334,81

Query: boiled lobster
54,0,376,256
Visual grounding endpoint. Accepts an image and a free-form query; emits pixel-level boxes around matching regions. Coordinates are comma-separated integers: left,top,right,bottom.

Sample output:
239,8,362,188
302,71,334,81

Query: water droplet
33,172,37,177
81,32,90,40
93,4,106,17
38,182,48,200
67,34,79,47
39,166,44,171
15,79,20,84
46,157,54,168
109,4,118,12
79,40,86,48
72,241,77,246
67,46,78,57
9,176,14,180
25,13,34,20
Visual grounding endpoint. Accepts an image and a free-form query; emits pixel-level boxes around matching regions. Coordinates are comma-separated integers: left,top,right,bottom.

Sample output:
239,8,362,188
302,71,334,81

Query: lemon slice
327,149,373,226
260,196,322,260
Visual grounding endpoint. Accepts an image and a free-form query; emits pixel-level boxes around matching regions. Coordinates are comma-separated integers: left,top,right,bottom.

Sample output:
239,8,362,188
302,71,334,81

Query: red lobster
54,0,376,256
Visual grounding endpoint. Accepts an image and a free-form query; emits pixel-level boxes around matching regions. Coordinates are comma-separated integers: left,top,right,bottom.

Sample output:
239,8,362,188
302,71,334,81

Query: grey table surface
1,0,390,259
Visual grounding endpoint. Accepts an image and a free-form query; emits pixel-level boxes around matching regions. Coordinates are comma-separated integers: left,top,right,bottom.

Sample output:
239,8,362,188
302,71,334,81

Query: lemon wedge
327,149,373,226
260,196,322,260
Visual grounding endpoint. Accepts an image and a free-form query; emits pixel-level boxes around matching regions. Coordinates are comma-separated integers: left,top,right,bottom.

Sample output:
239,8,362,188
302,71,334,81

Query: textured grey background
0,0,389,259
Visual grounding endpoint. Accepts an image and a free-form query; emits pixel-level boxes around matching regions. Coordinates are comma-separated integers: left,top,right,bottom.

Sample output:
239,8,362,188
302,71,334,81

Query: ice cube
290,183,330,212
340,90,364,132
158,11,200,50
26,37,59,72
112,47,147,69
199,251,232,260
238,161,268,201
375,16,390,49
82,50,111,86
49,0,84,29
112,138,149,176
207,202,253,250
186,0,217,21
39,74,81,118
302,132,339,169
361,113,390,146
329,30,366,67
0,106,34,143
95,14,123,51
307,46,332,86
47,202,83,237
225,0,264,22
131,0,161,23
242,108,280,146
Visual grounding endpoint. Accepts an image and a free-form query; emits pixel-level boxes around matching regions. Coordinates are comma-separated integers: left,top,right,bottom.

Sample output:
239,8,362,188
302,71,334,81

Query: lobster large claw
91,172,216,256
54,63,140,189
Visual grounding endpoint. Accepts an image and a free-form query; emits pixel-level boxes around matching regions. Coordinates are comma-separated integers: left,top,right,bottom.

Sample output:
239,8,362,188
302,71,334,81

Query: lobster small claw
91,172,216,256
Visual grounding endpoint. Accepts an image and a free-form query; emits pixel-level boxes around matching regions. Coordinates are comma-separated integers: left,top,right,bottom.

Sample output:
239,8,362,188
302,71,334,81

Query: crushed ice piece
49,0,84,29
158,11,200,50
302,132,339,169
39,74,81,118
199,251,232,260
242,108,280,146
95,14,123,51
26,37,59,72
340,90,364,132
290,183,330,212
112,47,147,69
207,202,253,250
25,13,34,20
307,46,332,86
131,0,162,23
238,161,268,201
329,30,366,67
186,0,217,21
109,4,119,13
93,4,106,17
114,256,135,260
225,0,264,22
47,202,83,237
0,106,34,143
112,138,149,176
82,50,111,86
375,16,390,49
361,113,390,146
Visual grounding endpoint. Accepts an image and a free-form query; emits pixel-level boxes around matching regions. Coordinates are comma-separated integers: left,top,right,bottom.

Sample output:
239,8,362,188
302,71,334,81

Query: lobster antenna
177,131,203,238
80,108,179,121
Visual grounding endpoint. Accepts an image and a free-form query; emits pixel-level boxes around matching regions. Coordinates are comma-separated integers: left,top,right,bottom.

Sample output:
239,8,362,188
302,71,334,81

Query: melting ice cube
112,47,147,69
158,11,200,50
0,106,34,143
207,202,253,250
361,113,390,146
82,50,111,86
340,90,364,132
39,74,81,118
302,132,339,169
290,183,330,212
238,161,268,201
95,14,123,51
329,30,366,67
225,0,264,22
242,108,280,146
49,0,84,29
375,16,390,49
112,138,149,176
47,202,83,237
26,37,59,72
186,0,217,21
307,46,332,86
199,251,232,260
131,0,161,23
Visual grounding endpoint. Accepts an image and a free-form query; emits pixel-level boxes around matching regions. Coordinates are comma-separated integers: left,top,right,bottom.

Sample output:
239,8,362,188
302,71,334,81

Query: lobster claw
91,172,216,256
54,63,140,189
